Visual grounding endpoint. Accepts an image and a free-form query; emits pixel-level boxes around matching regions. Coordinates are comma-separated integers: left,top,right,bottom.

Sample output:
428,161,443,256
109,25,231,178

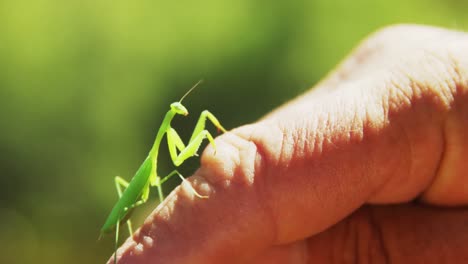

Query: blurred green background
0,0,466,263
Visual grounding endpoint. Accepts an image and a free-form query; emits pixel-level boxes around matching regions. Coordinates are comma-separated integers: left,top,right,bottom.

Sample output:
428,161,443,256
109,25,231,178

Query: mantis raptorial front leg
189,110,226,142
114,176,134,234
157,110,226,198
168,110,226,167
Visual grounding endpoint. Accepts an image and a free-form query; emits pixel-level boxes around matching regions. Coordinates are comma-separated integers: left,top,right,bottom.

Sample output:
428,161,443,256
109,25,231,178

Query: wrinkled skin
109,25,468,264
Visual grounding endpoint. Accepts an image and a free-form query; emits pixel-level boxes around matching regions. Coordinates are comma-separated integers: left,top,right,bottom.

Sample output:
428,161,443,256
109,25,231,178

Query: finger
229,24,468,244
307,205,468,263
262,24,468,206
110,25,468,263
111,137,280,264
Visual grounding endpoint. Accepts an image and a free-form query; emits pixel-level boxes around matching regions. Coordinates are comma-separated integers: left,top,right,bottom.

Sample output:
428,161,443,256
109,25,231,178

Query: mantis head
171,102,188,116
171,79,203,116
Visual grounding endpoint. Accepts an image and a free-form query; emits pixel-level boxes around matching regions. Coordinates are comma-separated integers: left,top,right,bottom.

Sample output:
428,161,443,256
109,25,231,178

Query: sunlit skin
101,81,226,263
109,25,468,264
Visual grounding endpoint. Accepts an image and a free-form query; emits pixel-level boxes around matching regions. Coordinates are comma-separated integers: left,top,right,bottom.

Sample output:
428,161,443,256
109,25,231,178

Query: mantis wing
101,156,153,234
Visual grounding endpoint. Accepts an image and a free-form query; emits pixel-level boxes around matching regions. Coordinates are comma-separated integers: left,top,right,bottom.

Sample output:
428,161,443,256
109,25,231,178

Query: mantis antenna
179,79,203,103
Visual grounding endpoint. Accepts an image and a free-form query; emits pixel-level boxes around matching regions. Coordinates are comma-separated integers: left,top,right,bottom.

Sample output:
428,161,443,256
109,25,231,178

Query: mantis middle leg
156,169,207,198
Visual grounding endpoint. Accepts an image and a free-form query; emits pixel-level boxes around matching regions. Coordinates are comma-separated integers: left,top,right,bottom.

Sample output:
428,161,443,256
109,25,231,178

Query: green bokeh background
0,0,466,263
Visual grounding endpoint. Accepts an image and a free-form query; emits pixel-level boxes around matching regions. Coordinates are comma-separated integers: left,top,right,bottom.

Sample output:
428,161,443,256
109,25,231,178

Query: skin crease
108,25,468,264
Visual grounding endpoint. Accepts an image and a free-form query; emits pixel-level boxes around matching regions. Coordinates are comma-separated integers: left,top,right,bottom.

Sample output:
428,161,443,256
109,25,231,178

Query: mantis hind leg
114,176,134,234
113,176,147,263
113,218,120,264
110,177,127,264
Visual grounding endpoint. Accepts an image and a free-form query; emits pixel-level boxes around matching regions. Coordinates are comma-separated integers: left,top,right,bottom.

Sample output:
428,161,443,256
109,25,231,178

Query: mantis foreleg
174,130,215,166
155,111,225,198
167,110,226,167
189,110,226,143
167,127,187,161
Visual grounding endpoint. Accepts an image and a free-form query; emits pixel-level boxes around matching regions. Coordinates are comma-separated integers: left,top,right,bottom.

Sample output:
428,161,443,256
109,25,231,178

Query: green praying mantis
100,81,227,263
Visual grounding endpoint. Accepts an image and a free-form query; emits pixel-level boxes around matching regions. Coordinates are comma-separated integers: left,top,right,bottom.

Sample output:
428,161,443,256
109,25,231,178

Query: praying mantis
100,81,227,263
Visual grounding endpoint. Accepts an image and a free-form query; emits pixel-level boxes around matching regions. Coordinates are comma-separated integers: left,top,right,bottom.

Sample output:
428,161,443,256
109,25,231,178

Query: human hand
109,25,468,263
